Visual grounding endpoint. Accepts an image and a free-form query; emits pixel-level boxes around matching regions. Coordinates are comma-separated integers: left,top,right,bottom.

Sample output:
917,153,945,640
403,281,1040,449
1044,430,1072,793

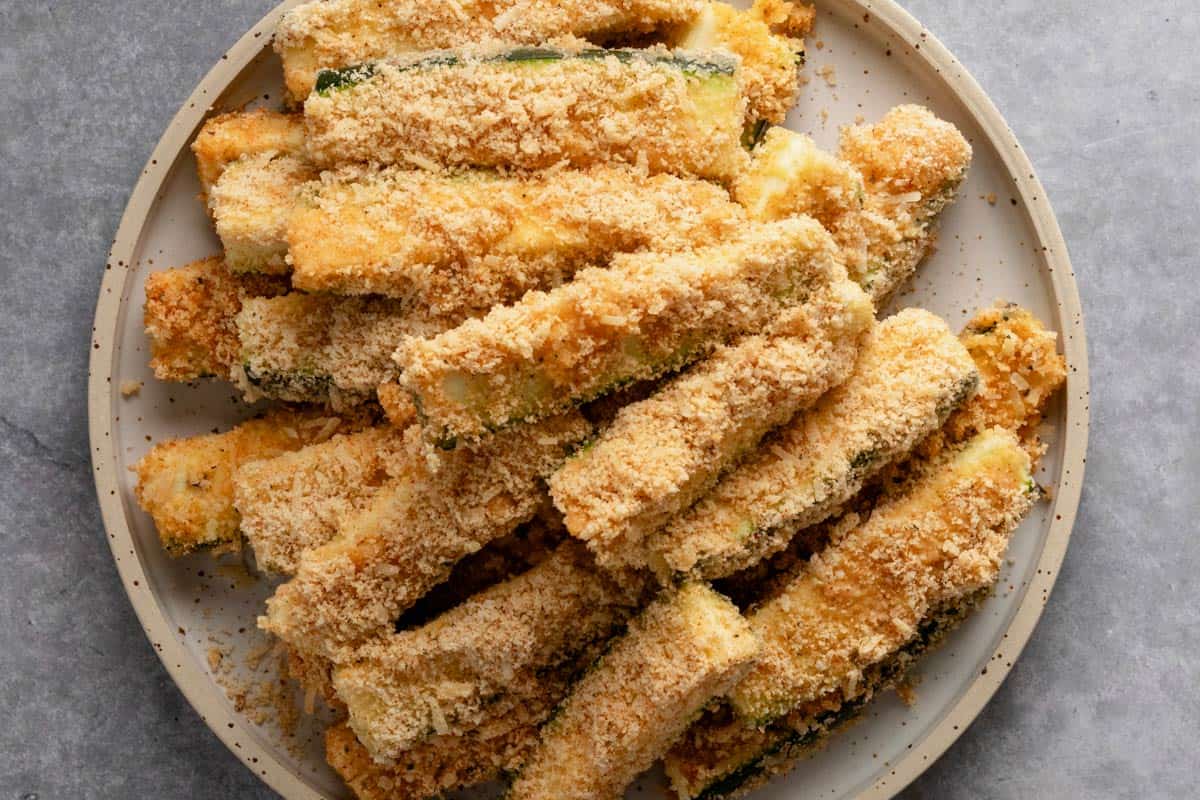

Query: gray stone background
0,0,1196,797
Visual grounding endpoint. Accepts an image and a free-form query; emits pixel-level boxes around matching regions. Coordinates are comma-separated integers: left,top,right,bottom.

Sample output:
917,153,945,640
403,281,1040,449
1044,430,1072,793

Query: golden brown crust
277,0,705,101
288,164,744,314
209,153,316,275
303,43,748,181
334,543,646,760
190,110,306,199
397,217,840,445
260,413,590,662
550,277,873,569
133,406,374,556
143,257,287,382
652,307,979,581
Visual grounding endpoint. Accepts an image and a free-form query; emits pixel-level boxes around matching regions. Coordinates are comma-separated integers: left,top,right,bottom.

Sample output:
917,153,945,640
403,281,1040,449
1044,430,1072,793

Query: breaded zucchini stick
235,294,449,408
550,276,873,569
143,257,287,382
397,217,839,447
664,429,1036,799
304,44,748,181
508,582,760,800
133,406,372,556
261,412,590,662
672,0,813,127
234,425,415,574
288,165,745,312
209,152,315,275
651,307,979,581
734,106,972,301
191,110,305,199
334,543,646,760
276,0,706,101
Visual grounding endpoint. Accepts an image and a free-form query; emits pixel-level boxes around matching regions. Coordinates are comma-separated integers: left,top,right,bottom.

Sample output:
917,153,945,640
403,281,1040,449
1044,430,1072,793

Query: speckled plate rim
87,2,1089,798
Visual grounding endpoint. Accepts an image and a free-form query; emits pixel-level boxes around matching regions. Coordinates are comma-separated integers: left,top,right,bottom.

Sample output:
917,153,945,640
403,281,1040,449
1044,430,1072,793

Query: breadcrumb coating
303,43,748,182
729,428,1034,723
143,257,287,382
260,413,590,662
288,164,745,314
735,106,972,302
334,543,647,760
133,406,373,556
190,110,306,200
551,276,873,569
234,425,415,574
235,294,451,408
672,0,808,125
508,583,760,800
374,381,418,428
276,0,704,101
398,217,840,446
210,152,316,275
652,307,979,581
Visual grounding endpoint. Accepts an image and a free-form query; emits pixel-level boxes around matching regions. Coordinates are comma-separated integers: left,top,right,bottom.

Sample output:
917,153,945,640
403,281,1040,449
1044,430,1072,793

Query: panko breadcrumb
397,217,841,446
303,42,748,182
276,0,705,100
191,110,306,200
550,275,873,569
508,582,760,800
209,152,316,275
133,406,375,556
234,425,415,575
334,543,647,760
143,257,287,382
288,164,745,314
260,413,590,662
651,307,979,581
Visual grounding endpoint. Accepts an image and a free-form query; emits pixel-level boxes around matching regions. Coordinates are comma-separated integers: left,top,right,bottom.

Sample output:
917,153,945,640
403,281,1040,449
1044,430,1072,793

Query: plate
88,1,1089,798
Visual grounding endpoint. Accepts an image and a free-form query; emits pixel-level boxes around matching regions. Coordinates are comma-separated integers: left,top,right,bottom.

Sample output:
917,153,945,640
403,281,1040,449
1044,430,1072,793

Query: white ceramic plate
89,2,1089,798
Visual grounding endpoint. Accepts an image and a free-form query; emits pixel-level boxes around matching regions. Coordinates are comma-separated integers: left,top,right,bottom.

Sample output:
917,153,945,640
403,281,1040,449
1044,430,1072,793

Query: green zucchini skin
315,46,737,96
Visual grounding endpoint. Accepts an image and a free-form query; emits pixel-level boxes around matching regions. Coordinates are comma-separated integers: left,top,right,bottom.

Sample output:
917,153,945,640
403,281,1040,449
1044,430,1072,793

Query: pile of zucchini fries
133,0,1069,798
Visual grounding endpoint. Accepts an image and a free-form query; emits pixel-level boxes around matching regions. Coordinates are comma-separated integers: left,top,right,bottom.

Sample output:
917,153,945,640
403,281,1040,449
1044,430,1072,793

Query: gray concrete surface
0,1,1196,798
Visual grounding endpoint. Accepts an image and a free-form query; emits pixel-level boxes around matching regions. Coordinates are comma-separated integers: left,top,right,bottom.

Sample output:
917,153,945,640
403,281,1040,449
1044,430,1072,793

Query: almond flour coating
143,257,287,382
397,217,840,446
234,425,415,575
550,276,873,569
334,543,647,760
303,44,748,182
191,110,306,199
133,406,374,556
288,164,745,314
651,307,980,581
507,582,760,800
260,412,590,662
276,0,705,100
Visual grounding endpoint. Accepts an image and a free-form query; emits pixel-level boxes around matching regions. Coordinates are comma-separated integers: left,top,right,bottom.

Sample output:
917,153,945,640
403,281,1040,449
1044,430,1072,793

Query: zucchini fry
304,44,748,181
235,294,450,407
143,257,287,382
133,406,373,556
191,110,305,199
276,0,706,101
550,276,873,569
672,0,813,126
734,105,972,301
334,543,646,760
664,429,1036,799
261,412,590,662
209,152,315,275
398,217,839,446
651,307,979,581
234,425,414,575
508,583,760,800
288,165,744,313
